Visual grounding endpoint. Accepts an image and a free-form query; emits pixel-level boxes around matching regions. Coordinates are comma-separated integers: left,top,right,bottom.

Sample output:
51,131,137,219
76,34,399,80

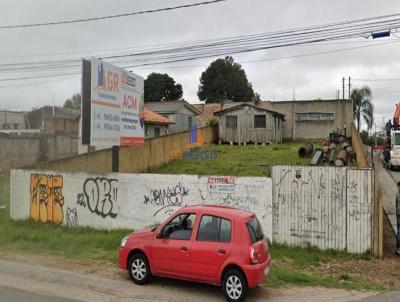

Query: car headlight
121,236,128,248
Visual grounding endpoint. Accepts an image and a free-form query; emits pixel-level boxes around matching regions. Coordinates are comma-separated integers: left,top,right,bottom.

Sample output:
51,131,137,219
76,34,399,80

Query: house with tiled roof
143,108,175,138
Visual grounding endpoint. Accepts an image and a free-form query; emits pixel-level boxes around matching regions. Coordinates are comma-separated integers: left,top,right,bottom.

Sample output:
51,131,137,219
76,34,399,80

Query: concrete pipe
335,159,345,166
336,149,347,163
329,149,337,165
329,143,337,151
298,143,314,157
341,142,350,150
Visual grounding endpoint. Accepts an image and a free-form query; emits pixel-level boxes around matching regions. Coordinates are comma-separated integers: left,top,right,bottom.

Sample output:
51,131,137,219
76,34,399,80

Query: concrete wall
270,99,353,140
10,164,375,254
271,165,373,253
33,126,217,174
0,172,9,206
0,111,27,129
10,169,273,238
0,134,78,172
351,124,370,168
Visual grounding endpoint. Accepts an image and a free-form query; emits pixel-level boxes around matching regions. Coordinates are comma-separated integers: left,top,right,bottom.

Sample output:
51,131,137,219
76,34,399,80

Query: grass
268,244,386,291
154,142,314,177
0,182,130,263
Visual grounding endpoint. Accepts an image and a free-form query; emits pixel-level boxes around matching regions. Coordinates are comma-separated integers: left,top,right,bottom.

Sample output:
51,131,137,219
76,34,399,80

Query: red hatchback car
119,205,271,302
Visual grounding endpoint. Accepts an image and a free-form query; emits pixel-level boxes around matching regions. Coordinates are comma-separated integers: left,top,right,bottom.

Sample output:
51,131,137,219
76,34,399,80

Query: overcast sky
1,0,400,130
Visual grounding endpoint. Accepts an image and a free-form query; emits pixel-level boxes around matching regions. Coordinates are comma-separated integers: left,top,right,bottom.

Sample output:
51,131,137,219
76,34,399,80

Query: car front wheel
128,253,151,285
222,269,248,302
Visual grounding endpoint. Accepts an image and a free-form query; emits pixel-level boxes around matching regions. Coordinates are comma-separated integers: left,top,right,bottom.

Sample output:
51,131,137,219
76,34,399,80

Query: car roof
179,204,255,221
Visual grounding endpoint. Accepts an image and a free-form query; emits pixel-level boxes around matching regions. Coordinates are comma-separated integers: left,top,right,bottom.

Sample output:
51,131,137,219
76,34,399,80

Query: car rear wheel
222,269,248,302
128,253,151,285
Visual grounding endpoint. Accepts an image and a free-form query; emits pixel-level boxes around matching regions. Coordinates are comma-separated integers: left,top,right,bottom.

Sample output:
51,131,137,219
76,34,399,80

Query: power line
1,11,400,82
0,0,227,29
0,39,398,83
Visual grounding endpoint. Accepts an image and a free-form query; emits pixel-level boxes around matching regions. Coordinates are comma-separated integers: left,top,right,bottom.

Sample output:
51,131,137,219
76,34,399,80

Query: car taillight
250,246,259,264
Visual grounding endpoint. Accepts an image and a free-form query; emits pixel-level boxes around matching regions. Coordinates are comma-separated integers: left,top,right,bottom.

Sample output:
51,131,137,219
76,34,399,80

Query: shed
215,103,285,144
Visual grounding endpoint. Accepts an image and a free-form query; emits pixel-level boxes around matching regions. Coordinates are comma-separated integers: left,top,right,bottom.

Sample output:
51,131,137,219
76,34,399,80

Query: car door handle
180,246,188,251
218,249,226,254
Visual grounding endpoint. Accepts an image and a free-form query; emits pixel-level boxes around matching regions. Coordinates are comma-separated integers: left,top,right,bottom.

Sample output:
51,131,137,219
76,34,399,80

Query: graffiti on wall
66,207,78,226
272,168,347,244
143,183,190,217
30,174,64,224
76,177,118,219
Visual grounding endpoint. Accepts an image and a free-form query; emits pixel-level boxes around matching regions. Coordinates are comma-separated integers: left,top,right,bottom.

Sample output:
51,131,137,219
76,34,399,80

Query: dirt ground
311,213,400,290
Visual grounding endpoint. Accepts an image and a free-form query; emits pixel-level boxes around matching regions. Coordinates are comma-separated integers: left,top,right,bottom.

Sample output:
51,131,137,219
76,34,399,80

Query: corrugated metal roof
144,100,200,115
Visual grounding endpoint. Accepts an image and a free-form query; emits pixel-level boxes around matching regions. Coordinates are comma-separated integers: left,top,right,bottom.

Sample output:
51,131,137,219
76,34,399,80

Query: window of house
296,112,334,121
161,213,196,240
188,116,193,130
254,115,266,128
226,115,237,129
154,127,160,137
144,125,150,137
197,215,231,242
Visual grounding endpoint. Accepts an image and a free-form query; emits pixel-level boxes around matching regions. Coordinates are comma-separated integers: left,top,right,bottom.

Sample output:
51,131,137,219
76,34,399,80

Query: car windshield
246,217,264,244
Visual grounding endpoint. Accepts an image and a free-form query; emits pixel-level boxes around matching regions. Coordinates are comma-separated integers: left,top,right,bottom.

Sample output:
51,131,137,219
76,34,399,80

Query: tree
144,73,183,102
351,86,374,131
63,93,81,109
198,56,256,103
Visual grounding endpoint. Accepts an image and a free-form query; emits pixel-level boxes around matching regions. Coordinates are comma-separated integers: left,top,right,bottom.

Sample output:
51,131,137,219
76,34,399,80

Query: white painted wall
10,166,374,254
271,166,373,253
10,170,273,239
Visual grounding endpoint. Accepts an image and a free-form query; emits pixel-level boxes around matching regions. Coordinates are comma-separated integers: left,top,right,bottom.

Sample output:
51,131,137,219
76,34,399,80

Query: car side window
161,213,196,240
197,215,231,242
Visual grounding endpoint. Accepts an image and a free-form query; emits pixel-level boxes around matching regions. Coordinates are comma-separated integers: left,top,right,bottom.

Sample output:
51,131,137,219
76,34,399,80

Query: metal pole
342,77,345,100
348,76,351,100
52,93,55,117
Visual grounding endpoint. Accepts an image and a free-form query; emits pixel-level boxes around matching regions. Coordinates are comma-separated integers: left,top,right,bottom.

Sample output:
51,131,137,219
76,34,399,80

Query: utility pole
52,93,55,117
342,77,345,100
348,76,351,100
292,85,296,101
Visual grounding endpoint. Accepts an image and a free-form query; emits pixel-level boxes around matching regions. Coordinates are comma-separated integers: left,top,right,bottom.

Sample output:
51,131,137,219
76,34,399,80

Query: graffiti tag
30,174,64,224
144,183,190,216
76,177,118,219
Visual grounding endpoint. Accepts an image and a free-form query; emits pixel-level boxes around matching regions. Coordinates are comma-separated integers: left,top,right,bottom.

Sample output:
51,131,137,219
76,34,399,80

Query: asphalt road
0,259,380,302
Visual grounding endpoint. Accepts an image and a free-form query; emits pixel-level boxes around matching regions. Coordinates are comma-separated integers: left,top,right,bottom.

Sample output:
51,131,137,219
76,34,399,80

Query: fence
10,169,273,238
10,164,377,254
29,125,217,174
271,166,373,253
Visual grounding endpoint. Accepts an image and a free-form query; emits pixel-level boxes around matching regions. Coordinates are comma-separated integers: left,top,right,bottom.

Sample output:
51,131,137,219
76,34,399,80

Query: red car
119,205,271,302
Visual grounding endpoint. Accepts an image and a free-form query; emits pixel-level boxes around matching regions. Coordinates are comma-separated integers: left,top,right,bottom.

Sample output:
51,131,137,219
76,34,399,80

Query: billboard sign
81,58,144,147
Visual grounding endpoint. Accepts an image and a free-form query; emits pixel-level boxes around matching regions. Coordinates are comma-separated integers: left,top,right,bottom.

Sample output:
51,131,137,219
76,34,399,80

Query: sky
1,0,400,131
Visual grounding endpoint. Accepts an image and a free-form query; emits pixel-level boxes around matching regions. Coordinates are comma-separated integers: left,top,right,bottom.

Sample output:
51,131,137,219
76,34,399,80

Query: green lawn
154,143,313,177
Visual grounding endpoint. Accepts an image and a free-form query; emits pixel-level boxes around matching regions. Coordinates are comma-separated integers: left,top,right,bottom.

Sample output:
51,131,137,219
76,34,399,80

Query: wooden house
215,103,285,144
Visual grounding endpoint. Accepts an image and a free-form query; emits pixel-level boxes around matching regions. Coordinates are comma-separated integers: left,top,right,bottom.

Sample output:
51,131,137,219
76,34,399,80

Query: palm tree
351,86,374,131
